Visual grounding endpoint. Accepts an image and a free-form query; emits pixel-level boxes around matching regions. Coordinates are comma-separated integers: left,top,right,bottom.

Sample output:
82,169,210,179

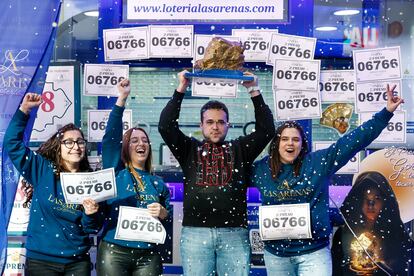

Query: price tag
83,64,129,97
103,27,149,61
259,203,312,240
313,142,360,174
60,168,117,204
273,59,320,91
88,109,132,142
359,111,406,143
231,29,277,62
355,80,402,113
274,89,322,120
320,70,356,103
267,33,316,65
193,34,241,62
191,77,237,98
353,46,402,82
149,25,193,58
115,206,166,244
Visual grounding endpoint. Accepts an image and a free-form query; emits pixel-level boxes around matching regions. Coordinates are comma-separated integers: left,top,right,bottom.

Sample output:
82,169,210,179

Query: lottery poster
30,65,76,142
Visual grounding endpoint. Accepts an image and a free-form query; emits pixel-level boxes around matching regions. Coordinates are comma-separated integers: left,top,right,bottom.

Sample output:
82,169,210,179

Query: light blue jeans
180,226,251,276
263,246,332,276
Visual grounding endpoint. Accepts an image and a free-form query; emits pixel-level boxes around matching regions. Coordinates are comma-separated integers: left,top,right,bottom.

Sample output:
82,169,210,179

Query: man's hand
176,70,190,93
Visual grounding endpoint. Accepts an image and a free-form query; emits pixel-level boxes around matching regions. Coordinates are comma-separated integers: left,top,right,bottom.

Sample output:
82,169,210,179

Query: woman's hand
147,202,168,220
386,84,404,113
19,93,42,115
116,78,131,107
82,198,99,215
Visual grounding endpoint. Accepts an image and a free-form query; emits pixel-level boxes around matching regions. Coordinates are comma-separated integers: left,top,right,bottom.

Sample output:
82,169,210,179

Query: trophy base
185,69,254,81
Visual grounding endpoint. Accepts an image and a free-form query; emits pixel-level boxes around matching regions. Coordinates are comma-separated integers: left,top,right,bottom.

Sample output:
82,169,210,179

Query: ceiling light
84,11,99,17
334,9,360,16
315,26,338,31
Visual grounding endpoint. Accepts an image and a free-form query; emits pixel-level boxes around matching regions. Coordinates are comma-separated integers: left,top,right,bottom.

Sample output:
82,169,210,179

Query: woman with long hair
332,171,412,275
4,93,101,276
250,84,404,276
96,79,172,276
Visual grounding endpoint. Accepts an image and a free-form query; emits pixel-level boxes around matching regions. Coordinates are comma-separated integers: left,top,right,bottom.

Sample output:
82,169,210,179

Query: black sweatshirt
159,91,275,227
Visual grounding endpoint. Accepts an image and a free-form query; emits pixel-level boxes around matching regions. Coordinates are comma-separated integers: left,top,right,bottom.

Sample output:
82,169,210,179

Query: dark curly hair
22,123,91,207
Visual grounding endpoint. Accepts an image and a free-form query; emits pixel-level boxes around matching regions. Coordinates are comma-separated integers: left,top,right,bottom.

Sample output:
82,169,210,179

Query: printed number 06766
263,216,306,228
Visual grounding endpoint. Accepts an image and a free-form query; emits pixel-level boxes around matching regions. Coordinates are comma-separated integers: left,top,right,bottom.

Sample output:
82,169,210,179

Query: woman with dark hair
250,84,404,276
96,79,172,276
4,93,101,275
332,171,412,275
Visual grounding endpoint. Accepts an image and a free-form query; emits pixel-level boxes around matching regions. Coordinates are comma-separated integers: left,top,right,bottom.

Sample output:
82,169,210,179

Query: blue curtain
0,1,61,273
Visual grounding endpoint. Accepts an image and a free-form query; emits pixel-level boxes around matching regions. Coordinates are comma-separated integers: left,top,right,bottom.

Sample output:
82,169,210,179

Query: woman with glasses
96,79,172,276
4,93,101,275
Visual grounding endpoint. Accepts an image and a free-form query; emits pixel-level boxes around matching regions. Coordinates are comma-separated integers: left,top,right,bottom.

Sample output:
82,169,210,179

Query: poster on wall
3,244,26,276
331,148,413,275
7,177,30,235
30,66,76,142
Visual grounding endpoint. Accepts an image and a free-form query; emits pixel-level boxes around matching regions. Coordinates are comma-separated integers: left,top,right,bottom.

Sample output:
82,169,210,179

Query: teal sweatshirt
251,108,393,257
101,105,172,248
4,109,100,263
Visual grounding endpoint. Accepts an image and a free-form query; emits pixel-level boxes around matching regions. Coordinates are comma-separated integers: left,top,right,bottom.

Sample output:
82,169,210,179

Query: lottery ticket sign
231,29,277,62
359,111,406,143
355,79,402,113
87,109,132,142
61,168,117,204
313,142,360,174
320,70,355,103
191,78,238,98
259,203,312,240
267,33,316,65
274,89,322,120
103,27,149,61
115,206,166,244
83,64,129,97
149,25,193,58
353,47,402,82
273,59,320,91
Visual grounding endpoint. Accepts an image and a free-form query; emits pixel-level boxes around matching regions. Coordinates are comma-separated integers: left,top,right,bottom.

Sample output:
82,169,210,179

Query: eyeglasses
61,139,87,149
